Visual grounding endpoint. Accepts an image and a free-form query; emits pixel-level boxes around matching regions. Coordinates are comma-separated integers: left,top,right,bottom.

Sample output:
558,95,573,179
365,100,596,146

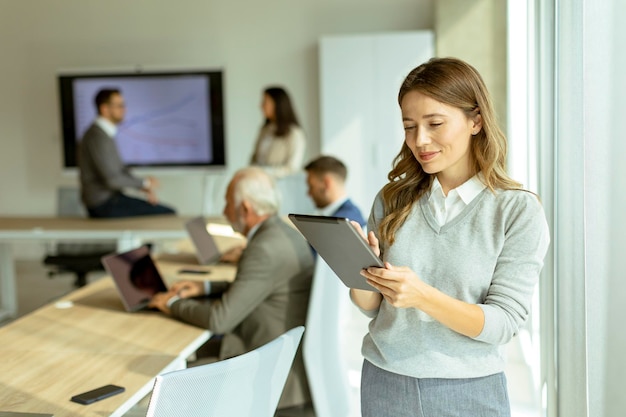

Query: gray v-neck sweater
361,188,550,379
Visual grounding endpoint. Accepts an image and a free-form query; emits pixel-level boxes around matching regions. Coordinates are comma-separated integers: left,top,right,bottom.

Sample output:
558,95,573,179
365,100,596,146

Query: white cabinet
319,31,434,215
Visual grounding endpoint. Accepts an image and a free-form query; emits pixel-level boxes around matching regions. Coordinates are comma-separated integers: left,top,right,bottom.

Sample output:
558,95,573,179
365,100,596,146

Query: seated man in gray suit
149,167,314,411
304,155,366,226
78,88,175,218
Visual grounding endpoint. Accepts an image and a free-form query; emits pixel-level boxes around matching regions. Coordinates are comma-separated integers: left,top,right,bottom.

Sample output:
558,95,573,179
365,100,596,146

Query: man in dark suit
77,88,175,218
304,155,366,226
149,167,314,410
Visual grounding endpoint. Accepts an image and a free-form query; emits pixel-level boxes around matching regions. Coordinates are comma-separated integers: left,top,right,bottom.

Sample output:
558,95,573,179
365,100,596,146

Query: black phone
70,384,125,405
177,268,211,275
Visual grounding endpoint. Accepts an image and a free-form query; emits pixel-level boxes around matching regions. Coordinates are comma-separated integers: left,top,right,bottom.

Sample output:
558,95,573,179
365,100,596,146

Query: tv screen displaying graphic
58,69,226,168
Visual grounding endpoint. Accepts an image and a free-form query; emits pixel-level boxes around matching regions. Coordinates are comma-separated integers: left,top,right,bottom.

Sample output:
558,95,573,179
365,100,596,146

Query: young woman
249,86,306,178
350,57,550,417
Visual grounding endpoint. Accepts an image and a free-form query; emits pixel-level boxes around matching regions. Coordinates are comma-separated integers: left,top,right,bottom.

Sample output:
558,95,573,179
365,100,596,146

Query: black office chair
43,187,116,287
44,243,114,287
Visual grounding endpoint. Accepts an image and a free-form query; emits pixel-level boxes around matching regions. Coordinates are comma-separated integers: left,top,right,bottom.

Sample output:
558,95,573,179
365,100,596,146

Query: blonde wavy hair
379,57,522,245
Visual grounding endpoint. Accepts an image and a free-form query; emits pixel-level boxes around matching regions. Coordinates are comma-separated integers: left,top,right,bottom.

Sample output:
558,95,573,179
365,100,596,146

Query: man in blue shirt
304,155,366,226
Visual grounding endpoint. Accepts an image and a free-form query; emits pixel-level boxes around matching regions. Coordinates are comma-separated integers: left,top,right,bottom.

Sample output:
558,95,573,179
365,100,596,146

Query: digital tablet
288,214,382,292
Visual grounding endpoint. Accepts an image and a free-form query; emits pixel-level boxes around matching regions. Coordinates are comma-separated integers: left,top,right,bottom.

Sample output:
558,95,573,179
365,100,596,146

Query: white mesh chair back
303,260,352,417
145,326,305,417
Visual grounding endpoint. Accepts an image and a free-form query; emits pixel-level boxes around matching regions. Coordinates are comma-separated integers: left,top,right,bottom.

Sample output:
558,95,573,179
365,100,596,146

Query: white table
0,215,212,321
0,277,214,417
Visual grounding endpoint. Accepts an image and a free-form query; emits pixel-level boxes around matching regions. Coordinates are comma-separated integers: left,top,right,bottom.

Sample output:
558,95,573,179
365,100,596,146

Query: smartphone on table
70,384,125,405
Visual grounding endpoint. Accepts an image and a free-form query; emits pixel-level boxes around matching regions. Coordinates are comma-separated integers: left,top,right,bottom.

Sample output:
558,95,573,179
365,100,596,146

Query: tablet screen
288,214,381,292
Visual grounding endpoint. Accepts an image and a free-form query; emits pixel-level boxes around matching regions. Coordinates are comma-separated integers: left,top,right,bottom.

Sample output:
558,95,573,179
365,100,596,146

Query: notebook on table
101,245,168,312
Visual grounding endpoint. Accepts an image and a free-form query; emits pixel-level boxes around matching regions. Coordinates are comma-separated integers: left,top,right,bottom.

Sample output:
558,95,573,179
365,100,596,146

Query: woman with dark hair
250,86,306,178
349,57,550,416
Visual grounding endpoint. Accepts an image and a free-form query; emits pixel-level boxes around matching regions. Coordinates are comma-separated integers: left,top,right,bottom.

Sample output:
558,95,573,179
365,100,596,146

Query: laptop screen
185,216,221,264
101,246,168,312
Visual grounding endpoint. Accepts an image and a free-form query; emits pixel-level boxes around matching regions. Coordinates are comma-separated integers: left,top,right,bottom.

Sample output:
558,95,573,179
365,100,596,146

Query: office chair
145,326,305,417
302,260,352,417
42,186,116,287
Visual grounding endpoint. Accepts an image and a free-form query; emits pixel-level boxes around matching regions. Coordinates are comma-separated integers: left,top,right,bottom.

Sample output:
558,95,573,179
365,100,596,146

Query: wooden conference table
0,258,237,417
0,215,223,321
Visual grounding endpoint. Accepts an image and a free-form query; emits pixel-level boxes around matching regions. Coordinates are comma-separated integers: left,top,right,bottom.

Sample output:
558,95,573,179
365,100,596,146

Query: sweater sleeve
249,125,265,165
284,126,306,174
170,238,279,334
474,193,550,345
84,133,143,190
262,126,306,178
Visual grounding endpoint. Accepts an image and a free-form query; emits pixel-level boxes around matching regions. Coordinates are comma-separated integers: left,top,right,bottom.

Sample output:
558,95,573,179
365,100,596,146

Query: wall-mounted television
58,68,226,168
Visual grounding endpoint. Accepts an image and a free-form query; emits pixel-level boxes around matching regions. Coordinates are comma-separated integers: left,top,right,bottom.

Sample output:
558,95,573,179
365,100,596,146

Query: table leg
117,232,142,252
0,242,17,321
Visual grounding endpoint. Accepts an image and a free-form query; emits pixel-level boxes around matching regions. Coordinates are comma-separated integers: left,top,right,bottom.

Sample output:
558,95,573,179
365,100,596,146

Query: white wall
434,0,507,132
603,1,626,415
584,0,626,414
319,32,434,214
0,0,433,217
539,0,626,416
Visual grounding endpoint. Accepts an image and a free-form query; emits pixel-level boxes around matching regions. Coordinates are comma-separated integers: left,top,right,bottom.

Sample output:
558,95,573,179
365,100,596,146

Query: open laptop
101,245,168,312
184,216,222,265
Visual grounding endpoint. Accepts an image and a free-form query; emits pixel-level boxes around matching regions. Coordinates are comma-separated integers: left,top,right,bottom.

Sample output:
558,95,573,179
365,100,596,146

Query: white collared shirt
95,116,117,138
246,221,262,241
429,175,486,226
315,197,349,217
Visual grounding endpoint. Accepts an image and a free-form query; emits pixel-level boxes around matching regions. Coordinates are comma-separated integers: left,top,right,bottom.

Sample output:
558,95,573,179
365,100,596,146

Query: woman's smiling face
401,90,481,191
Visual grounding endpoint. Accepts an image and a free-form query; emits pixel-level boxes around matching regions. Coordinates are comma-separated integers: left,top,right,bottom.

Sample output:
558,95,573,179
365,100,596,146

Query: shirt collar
246,216,272,240
430,174,486,204
316,196,349,217
429,177,445,200
95,116,118,138
456,174,487,204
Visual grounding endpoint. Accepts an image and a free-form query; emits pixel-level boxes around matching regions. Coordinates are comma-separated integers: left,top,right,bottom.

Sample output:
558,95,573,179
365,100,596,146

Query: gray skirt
361,360,511,417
